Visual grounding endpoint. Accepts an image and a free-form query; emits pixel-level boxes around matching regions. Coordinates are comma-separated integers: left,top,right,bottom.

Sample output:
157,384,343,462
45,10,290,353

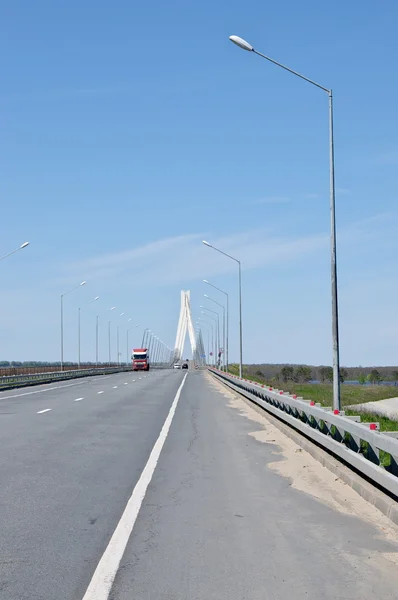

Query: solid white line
74,398,84,402
0,372,131,401
0,381,86,401
97,391,104,395
37,408,52,414
82,372,188,600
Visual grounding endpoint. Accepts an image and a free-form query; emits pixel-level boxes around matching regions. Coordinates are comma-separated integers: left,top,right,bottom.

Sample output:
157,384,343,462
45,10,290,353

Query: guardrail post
209,369,398,498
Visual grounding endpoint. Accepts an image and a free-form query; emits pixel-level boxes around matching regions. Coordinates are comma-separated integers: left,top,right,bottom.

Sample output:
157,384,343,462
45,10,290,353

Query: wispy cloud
61,228,326,287
77,234,199,270
60,212,397,288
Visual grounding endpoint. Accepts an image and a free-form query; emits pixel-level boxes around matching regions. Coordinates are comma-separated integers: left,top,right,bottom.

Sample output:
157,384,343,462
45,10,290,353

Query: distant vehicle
173,363,181,369
132,348,149,371
182,363,188,369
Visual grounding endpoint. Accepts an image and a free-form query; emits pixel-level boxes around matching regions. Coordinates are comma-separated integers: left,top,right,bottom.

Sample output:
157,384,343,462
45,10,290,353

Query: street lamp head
110,306,116,311
94,296,99,300
80,281,87,286
229,35,254,52
20,242,30,249
120,313,125,316
202,240,212,248
204,294,209,298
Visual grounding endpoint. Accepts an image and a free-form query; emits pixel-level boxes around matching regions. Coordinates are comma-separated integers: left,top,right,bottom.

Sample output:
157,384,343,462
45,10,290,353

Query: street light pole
78,296,99,367
229,34,340,409
204,295,226,371
202,242,242,377
196,322,208,365
201,307,220,367
127,324,138,366
200,315,216,366
108,321,111,365
96,315,99,366
117,313,125,366
0,241,30,262
60,281,86,371
203,280,229,372
96,306,115,367
78,307,81,367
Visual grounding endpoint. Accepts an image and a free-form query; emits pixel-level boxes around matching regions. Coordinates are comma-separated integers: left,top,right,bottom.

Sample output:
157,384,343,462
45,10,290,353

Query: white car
173,364,181,369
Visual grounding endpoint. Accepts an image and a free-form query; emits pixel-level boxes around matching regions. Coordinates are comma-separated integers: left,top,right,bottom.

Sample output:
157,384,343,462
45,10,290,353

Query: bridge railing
0,364,121,376
0,363,175,391
209,368,398,499
0,366,133,391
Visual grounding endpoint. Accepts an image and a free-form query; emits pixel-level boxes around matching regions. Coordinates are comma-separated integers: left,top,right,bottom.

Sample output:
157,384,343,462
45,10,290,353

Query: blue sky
1,0,398,366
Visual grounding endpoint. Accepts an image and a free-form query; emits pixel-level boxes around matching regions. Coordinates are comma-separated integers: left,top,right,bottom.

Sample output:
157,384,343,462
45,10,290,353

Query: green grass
345,409,398,432
269,381,398,408
228,364,398,433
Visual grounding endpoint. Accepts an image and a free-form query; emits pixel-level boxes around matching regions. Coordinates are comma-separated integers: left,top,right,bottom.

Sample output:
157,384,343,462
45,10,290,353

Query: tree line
246,363,398,385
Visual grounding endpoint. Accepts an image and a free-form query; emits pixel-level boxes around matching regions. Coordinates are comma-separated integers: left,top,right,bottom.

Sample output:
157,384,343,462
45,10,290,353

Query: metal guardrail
0,366,134,391
210,369,398,499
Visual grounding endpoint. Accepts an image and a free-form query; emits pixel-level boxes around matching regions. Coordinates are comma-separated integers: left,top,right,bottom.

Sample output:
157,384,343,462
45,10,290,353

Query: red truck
132,348,150,371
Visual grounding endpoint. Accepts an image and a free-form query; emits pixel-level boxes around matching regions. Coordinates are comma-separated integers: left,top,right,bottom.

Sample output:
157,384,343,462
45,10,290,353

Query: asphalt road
1,369,398,599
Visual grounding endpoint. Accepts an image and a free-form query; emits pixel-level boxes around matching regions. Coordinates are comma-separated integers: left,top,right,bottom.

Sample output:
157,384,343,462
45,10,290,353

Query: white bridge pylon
174,290,197,363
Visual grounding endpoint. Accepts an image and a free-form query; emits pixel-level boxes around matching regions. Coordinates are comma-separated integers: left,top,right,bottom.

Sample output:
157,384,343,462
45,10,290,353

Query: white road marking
0,381,86,401
74,398,84,402
113,386,118,389
37,408,52,414
0,372,133,402
97,391,104,395
124,382,128,385
138,377,142,380
132,380,136,382
81,372,188,600
90,375,113,382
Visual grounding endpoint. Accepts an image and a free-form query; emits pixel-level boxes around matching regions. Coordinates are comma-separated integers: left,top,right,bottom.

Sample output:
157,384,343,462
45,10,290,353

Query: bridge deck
0,370,397,599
